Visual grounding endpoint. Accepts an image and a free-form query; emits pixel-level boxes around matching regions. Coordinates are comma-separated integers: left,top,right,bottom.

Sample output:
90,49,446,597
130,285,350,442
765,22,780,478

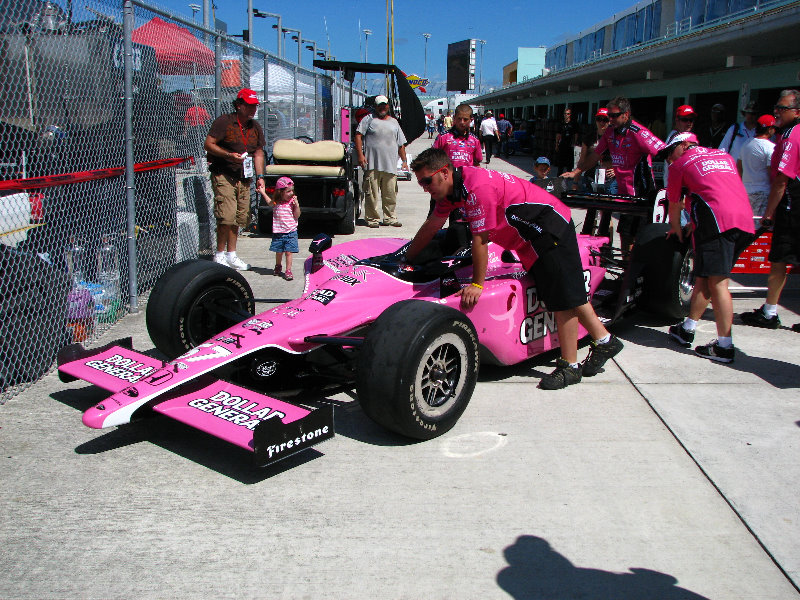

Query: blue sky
126,0,621,93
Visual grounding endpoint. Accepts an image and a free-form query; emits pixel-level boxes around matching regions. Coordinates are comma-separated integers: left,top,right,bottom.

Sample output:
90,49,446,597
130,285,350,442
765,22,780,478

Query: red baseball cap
595,107,609,118
499,113,504,118
237,88,259,104
675,105,695,117
757,114,776,127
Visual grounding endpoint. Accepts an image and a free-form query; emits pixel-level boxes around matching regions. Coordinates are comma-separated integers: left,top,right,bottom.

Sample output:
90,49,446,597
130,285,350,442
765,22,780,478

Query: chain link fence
0,0,357,402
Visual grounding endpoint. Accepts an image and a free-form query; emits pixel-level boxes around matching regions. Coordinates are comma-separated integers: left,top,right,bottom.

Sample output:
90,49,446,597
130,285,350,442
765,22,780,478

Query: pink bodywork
58,233,608,454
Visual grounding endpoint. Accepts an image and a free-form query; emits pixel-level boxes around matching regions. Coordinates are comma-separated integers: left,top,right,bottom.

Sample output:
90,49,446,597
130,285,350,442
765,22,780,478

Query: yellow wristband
470,282,483,290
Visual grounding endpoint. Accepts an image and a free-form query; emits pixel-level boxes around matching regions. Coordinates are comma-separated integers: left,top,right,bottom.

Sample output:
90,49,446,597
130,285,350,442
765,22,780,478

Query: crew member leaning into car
662,133,755,363
405,147,623,390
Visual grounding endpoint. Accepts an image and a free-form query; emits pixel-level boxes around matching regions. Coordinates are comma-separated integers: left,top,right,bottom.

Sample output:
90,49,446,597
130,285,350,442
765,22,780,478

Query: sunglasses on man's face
595,117,609,123
607,111,624,119
417,166,448,187
774,104,800,112
677,117,694,122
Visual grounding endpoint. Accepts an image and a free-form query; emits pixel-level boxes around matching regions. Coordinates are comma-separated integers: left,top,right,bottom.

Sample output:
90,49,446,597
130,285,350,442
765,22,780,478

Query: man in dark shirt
554,108,578,175
204,88,266,270
496,113,514,157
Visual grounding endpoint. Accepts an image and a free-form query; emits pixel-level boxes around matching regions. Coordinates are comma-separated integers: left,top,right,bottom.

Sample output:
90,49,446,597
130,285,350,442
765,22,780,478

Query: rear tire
356,300,479,440
146,259,255,358
338,185,356,234
633,223,694,321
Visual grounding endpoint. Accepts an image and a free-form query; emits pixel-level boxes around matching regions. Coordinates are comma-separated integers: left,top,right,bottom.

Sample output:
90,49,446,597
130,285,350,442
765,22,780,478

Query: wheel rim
679,249,695,306
414,332,469,419
184,285,246,346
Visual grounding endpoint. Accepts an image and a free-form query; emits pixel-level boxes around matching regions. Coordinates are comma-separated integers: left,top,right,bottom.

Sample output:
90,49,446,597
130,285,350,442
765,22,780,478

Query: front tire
146,260,255,358
356,300,479,440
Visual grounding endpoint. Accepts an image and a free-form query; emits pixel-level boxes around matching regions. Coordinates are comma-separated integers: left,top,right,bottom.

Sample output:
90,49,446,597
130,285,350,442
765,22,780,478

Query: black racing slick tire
633,223,694,321
338,183,356,235
146,259,255,359
356,300,479,440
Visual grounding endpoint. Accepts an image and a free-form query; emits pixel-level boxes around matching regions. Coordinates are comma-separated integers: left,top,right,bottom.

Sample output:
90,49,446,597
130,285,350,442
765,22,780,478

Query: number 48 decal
177,343,233,363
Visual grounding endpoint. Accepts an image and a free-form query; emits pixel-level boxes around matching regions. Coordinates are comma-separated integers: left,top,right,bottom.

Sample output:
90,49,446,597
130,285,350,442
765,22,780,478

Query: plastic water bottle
65,237,87,287
65,237,93,341
96,235,120,323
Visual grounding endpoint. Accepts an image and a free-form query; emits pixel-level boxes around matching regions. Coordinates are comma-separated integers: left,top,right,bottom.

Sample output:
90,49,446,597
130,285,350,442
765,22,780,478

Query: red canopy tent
132,17,215,76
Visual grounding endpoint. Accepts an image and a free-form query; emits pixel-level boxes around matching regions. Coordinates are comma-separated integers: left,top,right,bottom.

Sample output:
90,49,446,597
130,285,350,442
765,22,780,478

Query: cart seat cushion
272,139,345,163
265,164,345,177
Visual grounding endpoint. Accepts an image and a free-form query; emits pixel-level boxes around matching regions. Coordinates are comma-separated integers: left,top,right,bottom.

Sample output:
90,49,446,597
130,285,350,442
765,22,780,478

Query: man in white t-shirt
738,115,777,224
478,111,500,164
719,101,759,161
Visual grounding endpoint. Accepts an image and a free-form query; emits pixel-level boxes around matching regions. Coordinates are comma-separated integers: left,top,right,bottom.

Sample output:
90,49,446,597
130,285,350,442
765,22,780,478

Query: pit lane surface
1,136,798,599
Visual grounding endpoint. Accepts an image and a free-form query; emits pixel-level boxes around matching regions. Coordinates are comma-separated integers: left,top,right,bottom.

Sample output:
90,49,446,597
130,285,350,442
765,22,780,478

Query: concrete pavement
1,136,799,599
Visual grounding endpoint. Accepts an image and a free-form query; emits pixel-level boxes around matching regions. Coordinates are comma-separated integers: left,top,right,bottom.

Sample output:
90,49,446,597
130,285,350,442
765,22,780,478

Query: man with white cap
661,132,755,363
204,88,266,270
355,95,408,228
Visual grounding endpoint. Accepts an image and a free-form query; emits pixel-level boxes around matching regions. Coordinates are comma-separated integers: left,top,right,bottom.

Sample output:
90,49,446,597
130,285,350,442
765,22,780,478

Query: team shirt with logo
594,119,665,195
432,167,571,267
666,146,755,235
433,130,483,167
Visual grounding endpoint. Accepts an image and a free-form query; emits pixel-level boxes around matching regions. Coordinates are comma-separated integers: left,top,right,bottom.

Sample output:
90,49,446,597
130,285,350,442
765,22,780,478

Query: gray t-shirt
357,114,407,174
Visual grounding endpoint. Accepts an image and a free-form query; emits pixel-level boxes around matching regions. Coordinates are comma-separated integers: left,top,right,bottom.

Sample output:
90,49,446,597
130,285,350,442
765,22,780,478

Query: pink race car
58,224,682,467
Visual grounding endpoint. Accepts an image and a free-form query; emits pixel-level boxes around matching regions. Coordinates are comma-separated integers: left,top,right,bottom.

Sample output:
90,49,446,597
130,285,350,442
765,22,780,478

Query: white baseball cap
374,95,389,105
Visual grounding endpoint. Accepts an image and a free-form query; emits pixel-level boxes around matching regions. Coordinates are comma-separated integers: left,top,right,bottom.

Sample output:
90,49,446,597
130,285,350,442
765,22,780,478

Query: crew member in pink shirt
563,96,665,252
405,147,623,390
663,133,755,363
432,103,483,248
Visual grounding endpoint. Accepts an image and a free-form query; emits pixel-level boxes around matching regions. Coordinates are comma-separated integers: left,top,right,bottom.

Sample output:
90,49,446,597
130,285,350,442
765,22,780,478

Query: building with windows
475,0,800,135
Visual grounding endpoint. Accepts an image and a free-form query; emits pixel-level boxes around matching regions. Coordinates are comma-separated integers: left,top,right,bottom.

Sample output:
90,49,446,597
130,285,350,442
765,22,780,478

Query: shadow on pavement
496,535,709,599
623,320,800,389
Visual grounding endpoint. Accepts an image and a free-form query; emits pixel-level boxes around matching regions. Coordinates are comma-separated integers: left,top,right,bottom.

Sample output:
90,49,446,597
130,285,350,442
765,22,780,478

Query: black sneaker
581,335,624,377
792,323,800,333
538,358,582,390
740,306,780,329
668,323,695,347
694,340,735,363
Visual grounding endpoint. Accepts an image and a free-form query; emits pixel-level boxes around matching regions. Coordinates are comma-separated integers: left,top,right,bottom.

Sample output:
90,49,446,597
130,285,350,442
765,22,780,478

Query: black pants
482,135,496,162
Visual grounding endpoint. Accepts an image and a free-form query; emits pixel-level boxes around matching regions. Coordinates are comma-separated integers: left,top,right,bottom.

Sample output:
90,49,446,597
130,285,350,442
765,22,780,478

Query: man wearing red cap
738,115,777,224
496,113,513,157
204,88,266,270
661,133,755,362
663,104,695,187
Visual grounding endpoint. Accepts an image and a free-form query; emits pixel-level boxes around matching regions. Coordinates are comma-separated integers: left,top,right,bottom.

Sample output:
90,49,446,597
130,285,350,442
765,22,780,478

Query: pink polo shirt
771,122,800,180
595,119,665,195
433,130,483,167
667,146,754,235
433,167,572,267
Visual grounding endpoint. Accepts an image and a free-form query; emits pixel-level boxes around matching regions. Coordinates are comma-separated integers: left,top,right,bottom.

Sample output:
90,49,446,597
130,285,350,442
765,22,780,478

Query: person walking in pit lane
405,147,624,390
662,133,755,362
479,110,500,164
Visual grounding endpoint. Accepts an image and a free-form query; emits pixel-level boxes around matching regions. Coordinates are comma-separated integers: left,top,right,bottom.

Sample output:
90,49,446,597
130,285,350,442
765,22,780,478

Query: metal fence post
262,55,269,138
214,34,222,118
123,0,139,312
293,65,298,138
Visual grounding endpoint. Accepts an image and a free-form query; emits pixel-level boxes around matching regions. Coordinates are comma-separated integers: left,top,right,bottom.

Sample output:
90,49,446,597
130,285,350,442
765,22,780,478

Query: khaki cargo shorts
212,172,251,228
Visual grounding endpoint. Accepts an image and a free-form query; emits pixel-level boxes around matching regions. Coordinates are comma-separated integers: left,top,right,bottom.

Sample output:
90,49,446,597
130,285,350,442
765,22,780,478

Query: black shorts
694,228,754,278
768,205,800,265
529,224,588,312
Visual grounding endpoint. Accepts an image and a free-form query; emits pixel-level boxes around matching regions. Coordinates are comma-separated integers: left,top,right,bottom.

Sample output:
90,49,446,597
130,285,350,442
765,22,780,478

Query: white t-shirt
719,122,756,161
740,137,775,195
479,117,498,137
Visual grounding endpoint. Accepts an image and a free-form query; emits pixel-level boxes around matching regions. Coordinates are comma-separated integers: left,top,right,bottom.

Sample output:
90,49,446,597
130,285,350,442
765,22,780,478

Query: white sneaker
226,255,250,271
213,253,229,266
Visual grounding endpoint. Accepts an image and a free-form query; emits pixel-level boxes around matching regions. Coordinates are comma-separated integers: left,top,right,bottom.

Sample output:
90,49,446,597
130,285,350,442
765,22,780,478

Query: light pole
422,32,430,78
362,28,372,93
303,39,317,67
254,9,281,58
282,27,302,66
188,3,200,22
477,39,486,95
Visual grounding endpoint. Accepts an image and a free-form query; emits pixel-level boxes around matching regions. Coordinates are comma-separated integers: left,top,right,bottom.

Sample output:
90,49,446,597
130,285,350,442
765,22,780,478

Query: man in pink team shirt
740,89,800,332
563,96,665,252
431,103,483,248
662,133,755,363
405,147,623,390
